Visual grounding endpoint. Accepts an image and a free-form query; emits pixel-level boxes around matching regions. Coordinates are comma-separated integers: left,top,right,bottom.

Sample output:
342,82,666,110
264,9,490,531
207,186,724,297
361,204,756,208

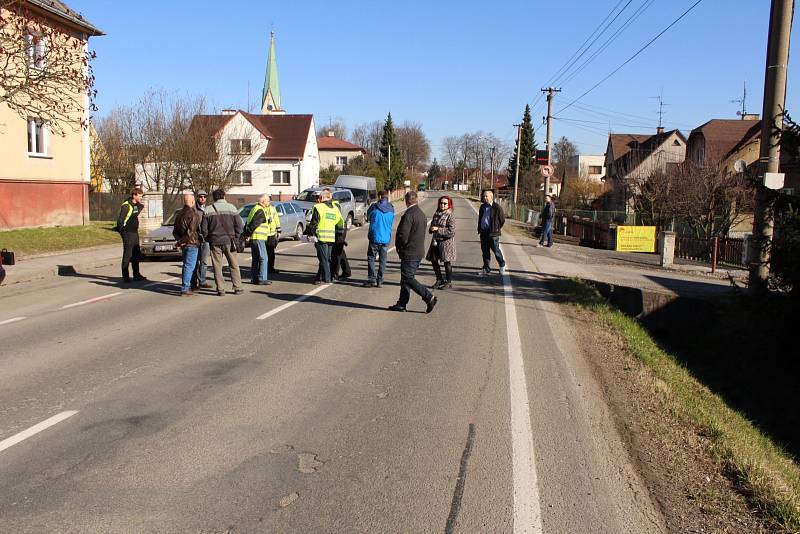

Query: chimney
656,126,665,135
327,131,335,137
222,109,237,116
742,113,760,121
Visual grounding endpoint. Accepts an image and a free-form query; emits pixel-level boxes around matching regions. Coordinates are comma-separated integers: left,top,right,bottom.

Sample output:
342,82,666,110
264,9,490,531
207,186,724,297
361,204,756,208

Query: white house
568,154,606,182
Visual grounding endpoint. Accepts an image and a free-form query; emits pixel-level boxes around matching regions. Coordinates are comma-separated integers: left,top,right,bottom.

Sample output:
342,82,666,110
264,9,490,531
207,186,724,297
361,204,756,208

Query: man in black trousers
116,187,147,283
389,191,437,313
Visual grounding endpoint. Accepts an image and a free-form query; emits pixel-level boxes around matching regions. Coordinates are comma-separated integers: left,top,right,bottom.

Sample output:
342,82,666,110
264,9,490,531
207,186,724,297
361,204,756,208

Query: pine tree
507,104,537,188
427,158,442,186
377,113,405,190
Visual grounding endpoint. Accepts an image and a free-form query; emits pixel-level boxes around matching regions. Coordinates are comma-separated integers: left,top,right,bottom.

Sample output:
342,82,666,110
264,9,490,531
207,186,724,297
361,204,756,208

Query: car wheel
294,223,303,240
346,213,353,229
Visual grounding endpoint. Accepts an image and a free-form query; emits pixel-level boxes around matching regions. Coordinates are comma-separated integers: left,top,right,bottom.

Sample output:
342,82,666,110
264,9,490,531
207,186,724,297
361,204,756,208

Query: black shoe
388,304,406,312
268,269,280,274
251,280,261,285
362,281,376,288
133,275,147,281
234,289,245,295
426,296,438,314
262,280,273,285
339,274,351,281
441,282,452,289
217,291,225,296
376,281,383,288
122,278,131,284
430,280,443,290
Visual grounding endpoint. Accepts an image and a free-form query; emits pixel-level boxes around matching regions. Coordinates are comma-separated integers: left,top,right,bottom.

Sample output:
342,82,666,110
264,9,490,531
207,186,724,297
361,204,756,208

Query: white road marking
504,273,544,533
0,316,27,327
256,283,332,320
143,276,178,288
0,411,78,454
61,292,122,309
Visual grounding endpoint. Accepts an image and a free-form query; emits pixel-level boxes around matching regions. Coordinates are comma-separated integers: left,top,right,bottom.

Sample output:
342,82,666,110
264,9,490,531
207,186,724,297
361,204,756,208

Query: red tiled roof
607,129,686,172
689,119,761,160
317,136,364,151
608,134,652,162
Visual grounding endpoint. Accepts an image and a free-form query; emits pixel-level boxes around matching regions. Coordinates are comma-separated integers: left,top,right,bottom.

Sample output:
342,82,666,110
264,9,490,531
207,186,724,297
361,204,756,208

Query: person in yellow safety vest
244,194,281,285
307,189,344,284
115,186,147,283
330,199,352,280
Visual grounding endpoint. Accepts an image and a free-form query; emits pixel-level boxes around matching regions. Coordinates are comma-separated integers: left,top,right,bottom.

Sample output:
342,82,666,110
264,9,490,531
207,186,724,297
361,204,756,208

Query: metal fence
676,235,746,270
88,193,128,221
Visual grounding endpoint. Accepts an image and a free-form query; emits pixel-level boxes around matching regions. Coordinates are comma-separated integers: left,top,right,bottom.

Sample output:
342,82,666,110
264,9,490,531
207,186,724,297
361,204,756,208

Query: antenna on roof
650,90,669,131
731,81,747,119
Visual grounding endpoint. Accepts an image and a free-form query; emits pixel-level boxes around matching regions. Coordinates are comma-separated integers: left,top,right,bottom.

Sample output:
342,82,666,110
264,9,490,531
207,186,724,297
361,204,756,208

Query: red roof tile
317,136,364,151
689,119,761,160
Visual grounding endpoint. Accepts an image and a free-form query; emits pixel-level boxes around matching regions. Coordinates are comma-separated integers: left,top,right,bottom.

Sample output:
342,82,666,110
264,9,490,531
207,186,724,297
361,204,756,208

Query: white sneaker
500,266,507,275
536,244,543,248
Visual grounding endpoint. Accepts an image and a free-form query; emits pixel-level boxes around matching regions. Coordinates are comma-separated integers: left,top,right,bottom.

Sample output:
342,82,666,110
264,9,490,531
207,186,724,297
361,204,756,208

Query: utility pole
542,87,561,203
490,146,496,190
513,123,522,205
749,0,793,290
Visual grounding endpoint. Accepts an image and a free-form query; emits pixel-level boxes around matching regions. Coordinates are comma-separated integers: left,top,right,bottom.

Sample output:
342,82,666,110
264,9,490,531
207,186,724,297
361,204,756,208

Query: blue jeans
540,220,553,246
316,242,333,282
398,259,432,307
367,241,388,283
251,239,268,283
193,242,209,287
181,245,199,292
479,233,506,271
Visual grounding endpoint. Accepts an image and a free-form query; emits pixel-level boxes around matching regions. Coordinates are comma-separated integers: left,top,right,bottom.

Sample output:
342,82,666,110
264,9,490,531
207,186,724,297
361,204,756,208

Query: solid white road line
0,411,78,454
256,283,332,321
504,273,543,533
61,292,122,309
0,316,27,327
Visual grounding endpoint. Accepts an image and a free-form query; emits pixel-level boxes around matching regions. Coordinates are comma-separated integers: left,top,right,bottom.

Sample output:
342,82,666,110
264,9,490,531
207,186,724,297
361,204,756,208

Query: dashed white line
61,292,122,309
256,283,332,320
0,316,27,327
0,411,78,454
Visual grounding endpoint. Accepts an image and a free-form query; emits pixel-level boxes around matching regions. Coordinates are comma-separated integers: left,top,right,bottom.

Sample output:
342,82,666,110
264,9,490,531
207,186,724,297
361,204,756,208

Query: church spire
261,31,283,114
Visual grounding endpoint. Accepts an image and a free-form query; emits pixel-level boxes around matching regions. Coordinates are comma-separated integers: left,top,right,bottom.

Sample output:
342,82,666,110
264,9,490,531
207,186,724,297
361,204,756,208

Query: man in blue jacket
363,191,395,288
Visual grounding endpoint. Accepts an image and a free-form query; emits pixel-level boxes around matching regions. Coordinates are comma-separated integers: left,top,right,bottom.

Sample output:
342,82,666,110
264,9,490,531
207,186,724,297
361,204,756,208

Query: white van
334,175,378,225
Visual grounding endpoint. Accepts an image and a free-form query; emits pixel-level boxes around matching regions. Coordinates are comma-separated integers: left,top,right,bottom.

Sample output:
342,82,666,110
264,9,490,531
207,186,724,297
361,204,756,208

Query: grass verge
552,277,800,532
0,221,120,257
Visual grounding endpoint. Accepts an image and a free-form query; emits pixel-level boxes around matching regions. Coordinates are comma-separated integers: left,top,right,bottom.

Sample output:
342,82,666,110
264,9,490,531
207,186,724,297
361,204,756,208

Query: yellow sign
616,226,656,253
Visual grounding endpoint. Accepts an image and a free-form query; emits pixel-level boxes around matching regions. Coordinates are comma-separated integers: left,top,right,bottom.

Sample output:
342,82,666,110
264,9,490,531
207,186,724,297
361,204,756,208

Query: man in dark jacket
201,189,244,296
389,191,437,313
192,189,212,289
538,195,555,248
116,187,146,283
173,193,202,296
477,189,507,275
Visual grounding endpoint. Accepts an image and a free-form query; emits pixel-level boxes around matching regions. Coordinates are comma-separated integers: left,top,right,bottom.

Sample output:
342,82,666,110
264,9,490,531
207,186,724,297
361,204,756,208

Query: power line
556,0,707,117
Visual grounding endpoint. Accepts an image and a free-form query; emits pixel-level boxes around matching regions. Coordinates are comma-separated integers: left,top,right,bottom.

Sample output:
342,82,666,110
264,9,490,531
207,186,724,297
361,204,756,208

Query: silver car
140,209,181,258
238,201,306,241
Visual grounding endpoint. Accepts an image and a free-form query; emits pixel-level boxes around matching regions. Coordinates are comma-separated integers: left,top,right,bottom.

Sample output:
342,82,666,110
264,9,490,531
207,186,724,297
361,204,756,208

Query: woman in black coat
426,196,457,289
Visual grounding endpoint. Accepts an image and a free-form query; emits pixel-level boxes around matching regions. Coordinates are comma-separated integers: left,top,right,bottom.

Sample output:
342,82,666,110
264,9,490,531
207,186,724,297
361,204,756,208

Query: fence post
711,237,718,273
659,231,676,267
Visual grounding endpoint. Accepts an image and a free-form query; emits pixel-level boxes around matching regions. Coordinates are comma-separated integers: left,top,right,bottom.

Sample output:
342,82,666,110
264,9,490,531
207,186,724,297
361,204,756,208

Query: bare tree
319,116,347,139
351,120,383,160
395,121,431,171
0,0,97,135
560,177,607,209
553,136,579,181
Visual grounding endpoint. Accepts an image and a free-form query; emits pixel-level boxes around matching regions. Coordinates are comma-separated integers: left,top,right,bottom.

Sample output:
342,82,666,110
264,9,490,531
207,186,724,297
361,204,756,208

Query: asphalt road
0,194,665,533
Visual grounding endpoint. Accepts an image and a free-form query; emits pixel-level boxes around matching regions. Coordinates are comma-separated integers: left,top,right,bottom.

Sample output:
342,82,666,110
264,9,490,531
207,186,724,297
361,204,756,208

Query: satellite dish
734,159,747,173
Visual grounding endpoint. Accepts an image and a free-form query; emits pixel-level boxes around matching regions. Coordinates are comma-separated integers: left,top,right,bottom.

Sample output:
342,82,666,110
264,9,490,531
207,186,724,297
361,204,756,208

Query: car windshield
348,188,368,203
295,190,319,202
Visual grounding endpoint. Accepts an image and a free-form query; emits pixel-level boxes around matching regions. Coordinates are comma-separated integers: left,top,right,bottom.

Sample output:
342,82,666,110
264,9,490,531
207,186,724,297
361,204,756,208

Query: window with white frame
27,117,48,155
24,31,47,70
272,170,290,185
229,139,251,155
231,170,252,185
335,156,348,166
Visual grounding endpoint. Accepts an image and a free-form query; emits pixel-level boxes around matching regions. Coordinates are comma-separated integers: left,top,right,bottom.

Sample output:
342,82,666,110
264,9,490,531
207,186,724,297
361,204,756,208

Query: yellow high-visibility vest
247,204,279,240
313,202,343,243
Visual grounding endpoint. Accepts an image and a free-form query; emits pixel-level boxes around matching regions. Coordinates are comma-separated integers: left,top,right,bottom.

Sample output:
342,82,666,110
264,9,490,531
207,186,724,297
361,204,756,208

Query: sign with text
616,226,656,253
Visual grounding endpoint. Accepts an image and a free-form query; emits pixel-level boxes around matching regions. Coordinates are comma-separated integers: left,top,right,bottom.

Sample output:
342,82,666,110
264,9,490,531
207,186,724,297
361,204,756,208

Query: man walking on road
389,191,438,313
202,190,244,296
173,193,202,296
538,194,555,248
477,189,507,275
244,194,279,285
307,189,344,285
116,187,147,283
363,191,394,288
192,190,212,289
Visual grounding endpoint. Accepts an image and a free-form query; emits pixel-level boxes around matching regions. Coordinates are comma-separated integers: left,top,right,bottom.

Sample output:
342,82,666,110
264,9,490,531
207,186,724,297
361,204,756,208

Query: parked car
140,209,181,258
238,201,307,241
334,175,377,226
293,186,357,229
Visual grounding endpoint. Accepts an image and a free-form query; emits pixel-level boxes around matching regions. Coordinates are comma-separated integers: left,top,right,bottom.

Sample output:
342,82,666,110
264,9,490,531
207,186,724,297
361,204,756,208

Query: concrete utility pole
542,87,561,203
513,123,522,205
490,146,496,190
749,0,794,290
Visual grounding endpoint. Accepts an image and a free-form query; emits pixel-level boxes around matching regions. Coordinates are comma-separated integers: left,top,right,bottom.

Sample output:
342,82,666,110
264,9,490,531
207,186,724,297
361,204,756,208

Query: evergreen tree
377,113,406,190
507,104,537,188
427,158,442,186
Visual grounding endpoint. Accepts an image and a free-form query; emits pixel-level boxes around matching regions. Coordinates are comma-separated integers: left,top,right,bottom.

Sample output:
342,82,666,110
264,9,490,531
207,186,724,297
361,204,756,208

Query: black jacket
477,201,505,237
541,201,555,222
395,204,427,260
116,199,143,234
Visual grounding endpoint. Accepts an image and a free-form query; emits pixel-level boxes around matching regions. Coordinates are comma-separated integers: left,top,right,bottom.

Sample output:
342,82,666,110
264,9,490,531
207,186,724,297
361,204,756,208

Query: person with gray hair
173,192,203,296
192,189,212,289
243,194,280,285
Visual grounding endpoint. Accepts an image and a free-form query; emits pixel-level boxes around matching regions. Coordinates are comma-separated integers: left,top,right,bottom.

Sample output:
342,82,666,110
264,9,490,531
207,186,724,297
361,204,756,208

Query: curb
4,256,119,286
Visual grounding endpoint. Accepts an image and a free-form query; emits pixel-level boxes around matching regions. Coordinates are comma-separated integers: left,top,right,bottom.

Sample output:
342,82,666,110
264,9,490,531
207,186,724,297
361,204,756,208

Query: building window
229,139,251,155
27,117,47,155
588,165,603,175
336,156,348,166
673,139,681,146
24,31,47,69
231,170,252,185
272,170,291,185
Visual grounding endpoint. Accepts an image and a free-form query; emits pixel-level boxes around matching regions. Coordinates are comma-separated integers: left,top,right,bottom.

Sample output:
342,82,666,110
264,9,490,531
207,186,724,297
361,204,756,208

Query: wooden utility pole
749,0,794,290
513,123,522,205
542,87,561,203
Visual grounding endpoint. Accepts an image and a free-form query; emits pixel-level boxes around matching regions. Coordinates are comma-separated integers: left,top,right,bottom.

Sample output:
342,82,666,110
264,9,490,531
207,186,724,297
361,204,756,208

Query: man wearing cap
192,190,212,289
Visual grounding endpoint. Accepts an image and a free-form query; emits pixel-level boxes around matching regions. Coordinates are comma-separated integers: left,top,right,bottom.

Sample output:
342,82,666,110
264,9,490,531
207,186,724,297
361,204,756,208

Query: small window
336,156,348,166
231,170,252,185
27,117,47,155
672,140,681,146
24,31,47,69
272,170,290,185
588,165,603,174
275,204,285,216
333,191,349,201
229,139,251,154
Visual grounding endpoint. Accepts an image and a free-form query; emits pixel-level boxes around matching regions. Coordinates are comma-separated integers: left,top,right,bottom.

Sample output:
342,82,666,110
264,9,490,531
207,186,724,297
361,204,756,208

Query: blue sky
70,0,798,160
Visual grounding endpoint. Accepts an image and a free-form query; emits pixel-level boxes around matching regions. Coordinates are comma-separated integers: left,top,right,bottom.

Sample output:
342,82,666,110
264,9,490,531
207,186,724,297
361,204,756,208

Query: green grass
552,278,800,532
0,221,121,257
